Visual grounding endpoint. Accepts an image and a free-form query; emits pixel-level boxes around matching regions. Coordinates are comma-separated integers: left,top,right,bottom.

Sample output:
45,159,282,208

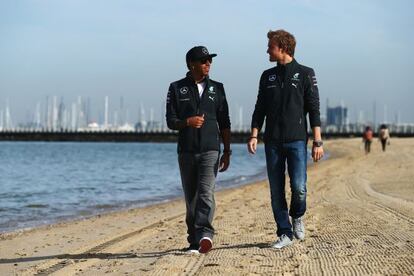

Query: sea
0,142,269,233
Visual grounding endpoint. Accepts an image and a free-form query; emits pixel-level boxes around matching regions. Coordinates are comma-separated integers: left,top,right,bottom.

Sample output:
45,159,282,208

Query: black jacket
251,59,321,142
166,72,231,153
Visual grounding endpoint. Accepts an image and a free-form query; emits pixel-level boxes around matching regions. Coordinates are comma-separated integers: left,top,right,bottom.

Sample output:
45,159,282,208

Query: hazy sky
1,0,413,125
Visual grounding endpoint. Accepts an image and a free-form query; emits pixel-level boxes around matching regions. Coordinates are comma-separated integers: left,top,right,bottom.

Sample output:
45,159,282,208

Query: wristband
250,136,258,140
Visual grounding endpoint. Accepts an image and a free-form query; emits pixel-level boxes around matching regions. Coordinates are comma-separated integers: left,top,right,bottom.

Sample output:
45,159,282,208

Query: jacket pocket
201,119,220,151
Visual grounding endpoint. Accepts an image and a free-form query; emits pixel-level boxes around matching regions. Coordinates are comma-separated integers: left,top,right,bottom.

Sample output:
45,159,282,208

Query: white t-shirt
196,81,206,98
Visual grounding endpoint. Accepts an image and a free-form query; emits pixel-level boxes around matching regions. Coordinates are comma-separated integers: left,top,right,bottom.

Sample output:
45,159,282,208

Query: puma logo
209,96,215,101
291,83,297,88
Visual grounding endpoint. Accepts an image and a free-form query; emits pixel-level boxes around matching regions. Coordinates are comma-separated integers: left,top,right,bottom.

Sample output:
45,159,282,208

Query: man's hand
219,152,230,172
312,145,324,162
187,114,204,128
247,137,258,154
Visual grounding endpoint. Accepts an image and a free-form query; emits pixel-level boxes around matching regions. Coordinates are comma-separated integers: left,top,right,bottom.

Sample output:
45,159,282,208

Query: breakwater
0,130,413,142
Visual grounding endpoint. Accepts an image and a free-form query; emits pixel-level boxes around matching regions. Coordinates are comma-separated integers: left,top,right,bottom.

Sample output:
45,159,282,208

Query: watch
313,140,323,147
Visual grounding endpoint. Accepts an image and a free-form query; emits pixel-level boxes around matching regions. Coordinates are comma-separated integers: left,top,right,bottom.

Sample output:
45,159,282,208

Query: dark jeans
380,139,387,151
178,151,219,245
365,140,372,153
265,140,307,239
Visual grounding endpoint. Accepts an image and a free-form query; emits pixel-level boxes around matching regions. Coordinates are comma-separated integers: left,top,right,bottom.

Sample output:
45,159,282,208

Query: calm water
0,142,268,233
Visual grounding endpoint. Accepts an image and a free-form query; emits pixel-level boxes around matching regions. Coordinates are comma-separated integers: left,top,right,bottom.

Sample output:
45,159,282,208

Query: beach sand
1,138,413,275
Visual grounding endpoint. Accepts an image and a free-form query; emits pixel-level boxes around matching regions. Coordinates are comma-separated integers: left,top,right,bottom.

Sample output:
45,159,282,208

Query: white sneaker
199,237,213,254
185,244,199,254
293,216,305,240
271,234,293,249
186,249,200,254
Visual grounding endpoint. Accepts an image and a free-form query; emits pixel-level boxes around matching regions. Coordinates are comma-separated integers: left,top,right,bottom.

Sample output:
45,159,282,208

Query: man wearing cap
166,46,231,254
248,30,323,249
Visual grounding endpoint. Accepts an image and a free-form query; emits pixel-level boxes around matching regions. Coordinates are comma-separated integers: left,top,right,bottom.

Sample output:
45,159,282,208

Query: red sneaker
199,237,213,254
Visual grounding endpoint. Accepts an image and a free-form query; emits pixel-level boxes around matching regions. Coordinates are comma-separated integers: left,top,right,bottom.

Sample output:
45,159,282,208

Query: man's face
191,57,212,77
267,40,283,62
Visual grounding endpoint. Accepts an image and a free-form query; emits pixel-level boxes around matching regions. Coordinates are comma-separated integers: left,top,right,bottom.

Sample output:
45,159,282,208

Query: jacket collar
276,58,297,76
185,71,211,102
186,71,210,85
277,58,297,68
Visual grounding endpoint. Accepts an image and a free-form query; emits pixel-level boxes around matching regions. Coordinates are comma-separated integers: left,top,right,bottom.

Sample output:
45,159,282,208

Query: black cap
186,46,217,63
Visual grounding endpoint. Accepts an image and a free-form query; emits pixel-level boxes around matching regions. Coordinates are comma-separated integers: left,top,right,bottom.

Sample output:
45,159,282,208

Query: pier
1,128,413,143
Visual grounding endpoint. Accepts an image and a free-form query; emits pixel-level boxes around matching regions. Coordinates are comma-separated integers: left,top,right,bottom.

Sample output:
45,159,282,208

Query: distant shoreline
1,130,413,143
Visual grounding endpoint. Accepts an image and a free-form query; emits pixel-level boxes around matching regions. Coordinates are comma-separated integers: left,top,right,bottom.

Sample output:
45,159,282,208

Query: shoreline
0,175,270,240
0,146,327,236
0,142,267,235
0,170,268,237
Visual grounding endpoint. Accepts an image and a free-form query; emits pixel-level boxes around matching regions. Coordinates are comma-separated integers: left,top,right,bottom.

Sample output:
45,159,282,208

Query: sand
0,138,413,275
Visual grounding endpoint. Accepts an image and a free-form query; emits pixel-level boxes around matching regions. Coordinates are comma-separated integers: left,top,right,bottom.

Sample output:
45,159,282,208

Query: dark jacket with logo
251,59,321,143
166,72,231,153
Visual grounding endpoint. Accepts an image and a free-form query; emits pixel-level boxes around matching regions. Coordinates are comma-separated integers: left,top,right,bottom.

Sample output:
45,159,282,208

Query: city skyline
0,94,407,132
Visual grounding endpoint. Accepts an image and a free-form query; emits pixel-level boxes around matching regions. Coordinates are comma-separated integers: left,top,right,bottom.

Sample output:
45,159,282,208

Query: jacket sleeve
251,73,266,130
304,68,321,128
166,84,187,130
217,84,231,130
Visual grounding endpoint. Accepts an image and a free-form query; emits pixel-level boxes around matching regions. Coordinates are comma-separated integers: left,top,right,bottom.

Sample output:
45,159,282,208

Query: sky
1,0,413,126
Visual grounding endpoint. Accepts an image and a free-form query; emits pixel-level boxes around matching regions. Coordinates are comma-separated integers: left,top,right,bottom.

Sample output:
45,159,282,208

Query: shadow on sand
0,242,270,264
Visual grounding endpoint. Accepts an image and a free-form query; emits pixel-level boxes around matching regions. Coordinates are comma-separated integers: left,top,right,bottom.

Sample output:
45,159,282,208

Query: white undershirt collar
196,80,206,98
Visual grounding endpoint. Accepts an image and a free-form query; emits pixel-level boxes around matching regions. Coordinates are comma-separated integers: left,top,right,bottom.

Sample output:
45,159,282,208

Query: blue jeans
265,140,307,239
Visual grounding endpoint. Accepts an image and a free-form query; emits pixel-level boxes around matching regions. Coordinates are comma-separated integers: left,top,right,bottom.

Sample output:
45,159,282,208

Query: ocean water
0,142,268,233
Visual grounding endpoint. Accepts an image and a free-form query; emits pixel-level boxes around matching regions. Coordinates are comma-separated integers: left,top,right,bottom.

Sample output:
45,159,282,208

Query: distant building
327,106,348,126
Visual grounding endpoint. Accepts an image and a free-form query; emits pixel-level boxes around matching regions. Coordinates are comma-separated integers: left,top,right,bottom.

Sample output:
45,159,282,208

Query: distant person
363,126,374,154
248,29,323,249
166,46,231,254
379,124,390,152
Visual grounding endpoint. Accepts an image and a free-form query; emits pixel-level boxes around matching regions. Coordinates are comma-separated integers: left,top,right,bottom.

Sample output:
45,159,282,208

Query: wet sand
1,138,413,275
